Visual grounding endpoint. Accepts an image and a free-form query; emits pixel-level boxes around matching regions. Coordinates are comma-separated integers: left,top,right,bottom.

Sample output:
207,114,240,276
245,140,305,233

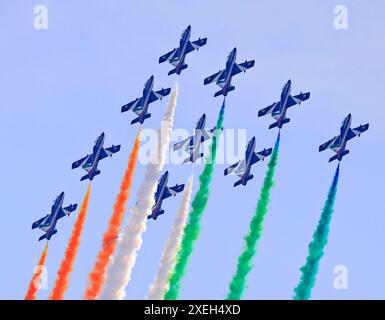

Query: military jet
159,25,207,76
224,137,272,187
319,113,369,162
32,192,77,241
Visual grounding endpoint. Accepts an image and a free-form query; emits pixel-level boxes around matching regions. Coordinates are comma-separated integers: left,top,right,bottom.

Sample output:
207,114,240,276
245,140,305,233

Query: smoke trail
100,84,179,300
164,103,225,300
83,129,141,300
49,184,92,300
147,175,193,300
25,242,49,300
226,132,280,300
293,164,340,300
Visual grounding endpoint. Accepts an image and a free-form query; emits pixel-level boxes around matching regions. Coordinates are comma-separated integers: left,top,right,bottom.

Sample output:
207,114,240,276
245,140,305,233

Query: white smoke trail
100,84,179,300
147,175,193,300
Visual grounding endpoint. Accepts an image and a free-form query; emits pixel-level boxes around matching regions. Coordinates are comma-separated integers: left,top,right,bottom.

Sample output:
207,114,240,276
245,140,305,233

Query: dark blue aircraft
319,113,369,162
148,171,185,220
121,75,171,125
224,137,272,187
204,47,255,97
173,113,220,163
159,25,207,76
32,192,77,241
72,132,121,181
258,79,310,129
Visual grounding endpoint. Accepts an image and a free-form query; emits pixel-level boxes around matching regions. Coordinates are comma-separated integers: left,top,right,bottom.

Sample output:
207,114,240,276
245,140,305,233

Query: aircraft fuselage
40,192,64,236
191,113,206,155
173,25,191,73
219,48,237,94
332,113,352,156
242,137,256,181
138,75,155,120
152,171,169,214
83,132,105,178
273,80,292,125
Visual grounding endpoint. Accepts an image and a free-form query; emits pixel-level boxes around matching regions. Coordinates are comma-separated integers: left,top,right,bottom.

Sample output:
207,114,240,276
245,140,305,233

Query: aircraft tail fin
234,174,254,187
80,170,101,182
131,113,151,125
80,174,89,182
214,90,223,97
269,118,290,129
268,122,279,129
282,118,290,126
39,234,48,241
156,210,165,220
39,229,57,241
214,85,235,97
168,63,188,75
183,152,204,164
227,85,235,94
147,209,164,221
329,150,349,162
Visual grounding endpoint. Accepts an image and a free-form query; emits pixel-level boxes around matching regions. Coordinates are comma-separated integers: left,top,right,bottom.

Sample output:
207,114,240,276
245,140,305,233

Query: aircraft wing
161,184,185,200
159,48,178,64
231,60,255,76
258,102,280,117
286,92,311,108
173,136,192,151
224,159,247,178
98,145,121,160
204,70,224,85
32,215,47,229
62,204,77,216
201,128,215,142
185,38,207,54
319,136,338,152
168,184,185,196
148,88,172,104
57,203,77,220
346,123,369,141
121,97,142,113
72,155,90,169
251,148,273,164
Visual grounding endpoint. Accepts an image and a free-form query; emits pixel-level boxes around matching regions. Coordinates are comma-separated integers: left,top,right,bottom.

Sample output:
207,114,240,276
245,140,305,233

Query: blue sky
1,0,384,299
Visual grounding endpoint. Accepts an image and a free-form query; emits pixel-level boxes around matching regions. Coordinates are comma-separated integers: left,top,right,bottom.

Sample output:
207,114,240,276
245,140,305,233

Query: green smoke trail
226,132,280,300
293,164,340,300
164,103,225,300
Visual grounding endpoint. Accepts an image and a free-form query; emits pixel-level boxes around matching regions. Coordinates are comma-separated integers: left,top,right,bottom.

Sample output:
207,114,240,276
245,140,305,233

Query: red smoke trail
25,242,49,300
49,183,92,300
84,129,141,299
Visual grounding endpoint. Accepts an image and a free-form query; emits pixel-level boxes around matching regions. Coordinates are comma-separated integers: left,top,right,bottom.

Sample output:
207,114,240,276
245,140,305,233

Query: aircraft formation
31,25,369,241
